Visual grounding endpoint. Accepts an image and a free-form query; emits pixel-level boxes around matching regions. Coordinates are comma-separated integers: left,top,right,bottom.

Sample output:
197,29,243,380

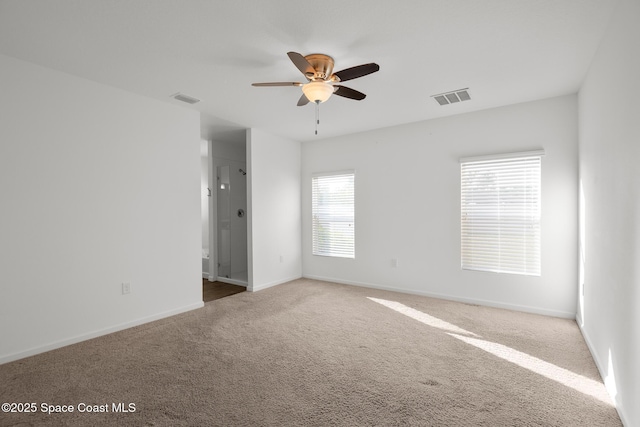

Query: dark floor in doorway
203,279,245,303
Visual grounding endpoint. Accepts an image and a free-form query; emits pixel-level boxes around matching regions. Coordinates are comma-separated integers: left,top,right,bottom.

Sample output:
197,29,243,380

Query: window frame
311,170,355,259
460,150,544,276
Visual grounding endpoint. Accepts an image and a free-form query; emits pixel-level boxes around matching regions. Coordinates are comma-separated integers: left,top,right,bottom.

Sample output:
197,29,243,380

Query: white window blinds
460,152,542,276
312,171,355,258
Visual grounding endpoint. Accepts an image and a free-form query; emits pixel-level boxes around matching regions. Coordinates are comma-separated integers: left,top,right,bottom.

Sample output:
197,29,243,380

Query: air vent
172,92,201,104
431,88,471,106
445,93,460,104
457,90,471,101
434,95,449,106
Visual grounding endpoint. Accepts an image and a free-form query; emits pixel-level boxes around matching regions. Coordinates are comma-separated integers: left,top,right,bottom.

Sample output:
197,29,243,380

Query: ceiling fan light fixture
302,81,333,103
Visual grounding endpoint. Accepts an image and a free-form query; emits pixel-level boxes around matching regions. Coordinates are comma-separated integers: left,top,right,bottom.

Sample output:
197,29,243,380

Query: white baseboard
202,272,209,279
0,301,204,365
577,323,627,426
250,275,302,292
217,277,248,287
302,274,576,319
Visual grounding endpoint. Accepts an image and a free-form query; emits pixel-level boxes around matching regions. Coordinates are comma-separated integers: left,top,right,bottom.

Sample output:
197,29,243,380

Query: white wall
247,129,302,291
578,0,640,424
0,54,202,363
302,95,578,318
211,139,246,163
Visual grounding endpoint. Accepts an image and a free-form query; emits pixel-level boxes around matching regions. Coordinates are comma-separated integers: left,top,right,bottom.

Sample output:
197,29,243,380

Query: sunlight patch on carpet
367,297,479,337
448,333,613,406
369,296,613,407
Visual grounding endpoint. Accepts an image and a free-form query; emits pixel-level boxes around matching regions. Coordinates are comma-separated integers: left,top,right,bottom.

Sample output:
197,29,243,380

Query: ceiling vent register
432,88,470,106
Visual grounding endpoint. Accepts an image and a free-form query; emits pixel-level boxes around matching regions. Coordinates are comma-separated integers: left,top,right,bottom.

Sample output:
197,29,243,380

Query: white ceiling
0,0,617,142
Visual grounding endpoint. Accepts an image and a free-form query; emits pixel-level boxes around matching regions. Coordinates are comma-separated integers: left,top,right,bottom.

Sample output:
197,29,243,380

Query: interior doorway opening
201,137,249,288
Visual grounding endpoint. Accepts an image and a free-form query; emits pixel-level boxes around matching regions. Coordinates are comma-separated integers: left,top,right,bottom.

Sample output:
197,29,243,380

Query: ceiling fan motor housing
304,54,335,81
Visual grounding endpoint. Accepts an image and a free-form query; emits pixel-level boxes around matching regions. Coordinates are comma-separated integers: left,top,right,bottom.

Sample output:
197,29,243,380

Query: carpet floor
0,279,621,426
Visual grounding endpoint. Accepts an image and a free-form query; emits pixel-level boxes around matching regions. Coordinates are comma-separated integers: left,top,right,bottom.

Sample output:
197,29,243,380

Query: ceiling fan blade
297,94,310,106
252,82,303,87
287,51,315,77
332,63,380,82
334,85,366,101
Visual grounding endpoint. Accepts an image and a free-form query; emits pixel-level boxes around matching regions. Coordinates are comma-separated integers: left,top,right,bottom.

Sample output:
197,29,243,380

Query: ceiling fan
252,52,380,107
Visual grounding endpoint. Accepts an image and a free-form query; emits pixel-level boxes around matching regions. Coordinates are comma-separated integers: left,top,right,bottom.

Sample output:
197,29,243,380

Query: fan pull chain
315,100,320,135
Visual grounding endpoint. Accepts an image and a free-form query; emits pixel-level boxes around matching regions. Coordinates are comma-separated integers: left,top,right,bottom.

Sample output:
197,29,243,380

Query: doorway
215,160,248,285
203,138,248,287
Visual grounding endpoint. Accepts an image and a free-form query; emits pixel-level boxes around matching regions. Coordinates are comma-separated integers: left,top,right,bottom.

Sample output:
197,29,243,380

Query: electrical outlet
279,255,284,263
391,258,398,268
122,282,131,295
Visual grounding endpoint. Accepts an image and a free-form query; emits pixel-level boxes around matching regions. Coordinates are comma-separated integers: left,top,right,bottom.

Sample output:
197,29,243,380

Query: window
460,151,543,276
312,171,355,258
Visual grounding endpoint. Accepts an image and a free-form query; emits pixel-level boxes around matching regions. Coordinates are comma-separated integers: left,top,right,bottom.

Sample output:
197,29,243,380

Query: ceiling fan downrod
315,100,320,135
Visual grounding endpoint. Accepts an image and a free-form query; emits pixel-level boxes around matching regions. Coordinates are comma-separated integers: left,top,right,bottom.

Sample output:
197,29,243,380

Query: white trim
311,169,355,178
0,302,204,365
208,139,217,282
302,275,575,319
217,277,248,287
250,275,302,292
577,323,627,425
246,129,254,290
459,149,545,163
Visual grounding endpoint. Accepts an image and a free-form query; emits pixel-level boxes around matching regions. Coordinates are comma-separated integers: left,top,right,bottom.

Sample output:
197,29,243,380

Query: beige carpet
0,279,621,426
